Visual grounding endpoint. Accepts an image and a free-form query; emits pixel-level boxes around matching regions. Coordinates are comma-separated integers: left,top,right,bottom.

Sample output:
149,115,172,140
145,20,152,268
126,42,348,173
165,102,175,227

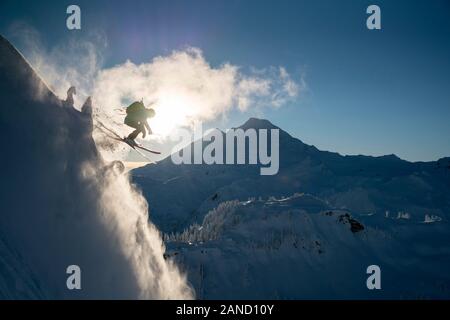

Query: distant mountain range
133,117,450,233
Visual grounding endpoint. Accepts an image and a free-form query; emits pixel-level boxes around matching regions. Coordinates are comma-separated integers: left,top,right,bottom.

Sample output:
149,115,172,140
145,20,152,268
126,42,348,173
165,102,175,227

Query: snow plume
7,21,106,108
93,48,303,137
83,162,194,299
0,34,193,299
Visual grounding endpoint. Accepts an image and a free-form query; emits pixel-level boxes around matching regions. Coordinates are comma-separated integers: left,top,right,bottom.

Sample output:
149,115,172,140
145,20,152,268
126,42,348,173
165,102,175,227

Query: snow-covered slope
0,35,192,299
0,234,45,299
165,194,450,299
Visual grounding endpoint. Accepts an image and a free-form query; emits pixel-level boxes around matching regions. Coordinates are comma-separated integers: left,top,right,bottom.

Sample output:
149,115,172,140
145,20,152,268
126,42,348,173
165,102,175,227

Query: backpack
126,101,145,115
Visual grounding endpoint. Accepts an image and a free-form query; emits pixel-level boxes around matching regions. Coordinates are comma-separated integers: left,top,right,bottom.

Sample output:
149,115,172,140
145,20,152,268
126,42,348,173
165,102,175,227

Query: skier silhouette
124,100,155,143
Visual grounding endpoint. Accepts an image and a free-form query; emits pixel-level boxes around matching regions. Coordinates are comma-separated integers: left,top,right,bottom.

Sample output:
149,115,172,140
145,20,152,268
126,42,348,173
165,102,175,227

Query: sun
149,92,194,138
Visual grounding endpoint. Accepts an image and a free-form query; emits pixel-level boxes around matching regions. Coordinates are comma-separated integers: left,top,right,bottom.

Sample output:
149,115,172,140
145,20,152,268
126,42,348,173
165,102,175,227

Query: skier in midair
124,100,156,144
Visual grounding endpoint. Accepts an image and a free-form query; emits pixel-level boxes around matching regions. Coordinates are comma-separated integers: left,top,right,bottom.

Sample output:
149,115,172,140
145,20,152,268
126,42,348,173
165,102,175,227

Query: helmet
145,108,155,118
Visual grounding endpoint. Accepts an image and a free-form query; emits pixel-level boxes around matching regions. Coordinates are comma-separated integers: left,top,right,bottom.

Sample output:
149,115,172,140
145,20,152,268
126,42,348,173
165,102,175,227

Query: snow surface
163,195,450,299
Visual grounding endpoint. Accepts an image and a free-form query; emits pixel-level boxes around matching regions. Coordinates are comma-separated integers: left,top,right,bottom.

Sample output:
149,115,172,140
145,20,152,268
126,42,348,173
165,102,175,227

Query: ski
94,120,161,161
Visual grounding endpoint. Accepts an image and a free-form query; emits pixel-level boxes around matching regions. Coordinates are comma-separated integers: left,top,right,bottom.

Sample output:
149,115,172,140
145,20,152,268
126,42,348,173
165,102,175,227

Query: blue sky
1,0,449,161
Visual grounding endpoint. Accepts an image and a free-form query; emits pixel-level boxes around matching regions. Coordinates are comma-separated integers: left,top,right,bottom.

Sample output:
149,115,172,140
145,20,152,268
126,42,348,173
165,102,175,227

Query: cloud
93,48,303,137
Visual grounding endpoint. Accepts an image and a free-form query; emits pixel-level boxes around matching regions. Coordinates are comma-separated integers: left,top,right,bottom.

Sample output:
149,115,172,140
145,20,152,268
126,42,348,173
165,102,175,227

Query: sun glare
150,93,193,137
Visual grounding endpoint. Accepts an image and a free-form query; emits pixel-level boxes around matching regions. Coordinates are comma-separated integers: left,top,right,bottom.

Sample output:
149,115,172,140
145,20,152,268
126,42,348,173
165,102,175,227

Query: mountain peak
380,154,402,161
238,118,280,130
